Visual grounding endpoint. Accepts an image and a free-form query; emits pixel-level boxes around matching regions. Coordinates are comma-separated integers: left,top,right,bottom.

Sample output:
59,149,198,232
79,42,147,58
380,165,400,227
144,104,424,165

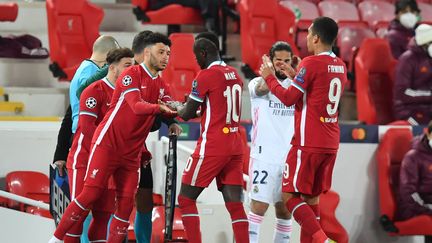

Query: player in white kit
247,42,297,243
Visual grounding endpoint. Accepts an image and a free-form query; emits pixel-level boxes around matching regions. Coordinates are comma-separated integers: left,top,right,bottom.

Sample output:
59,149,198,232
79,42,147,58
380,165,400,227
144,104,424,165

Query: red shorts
84,144,140,198
282,147,336,196
68,167,116,213
182,154,243,188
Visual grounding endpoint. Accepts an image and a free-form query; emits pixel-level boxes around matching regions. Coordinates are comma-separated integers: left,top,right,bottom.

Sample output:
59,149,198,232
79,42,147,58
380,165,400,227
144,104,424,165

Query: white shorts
248,158,284,204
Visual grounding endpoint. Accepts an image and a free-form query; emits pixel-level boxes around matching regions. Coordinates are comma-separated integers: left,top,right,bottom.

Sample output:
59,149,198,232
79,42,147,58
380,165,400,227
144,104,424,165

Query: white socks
48,236,63,243
248,212,264,243
273,218,293,243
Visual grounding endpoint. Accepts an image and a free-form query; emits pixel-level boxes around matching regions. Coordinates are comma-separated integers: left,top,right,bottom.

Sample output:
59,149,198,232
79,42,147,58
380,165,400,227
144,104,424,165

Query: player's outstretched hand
166,101,185,111
159,103,177,115
54,160,66,177
259,55,275,79
292,55,301,70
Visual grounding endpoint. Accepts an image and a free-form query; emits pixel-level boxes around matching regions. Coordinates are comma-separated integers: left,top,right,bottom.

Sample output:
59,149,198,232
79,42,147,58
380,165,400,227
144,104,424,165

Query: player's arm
249,77,269,97
177,98,201,121
120,71,175,116
76,65,108,98
78,88,101,136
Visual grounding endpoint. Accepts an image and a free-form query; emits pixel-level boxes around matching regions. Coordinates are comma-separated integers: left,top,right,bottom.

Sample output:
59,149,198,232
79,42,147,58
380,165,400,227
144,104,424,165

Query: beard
275,70,287,80
149,54,164,72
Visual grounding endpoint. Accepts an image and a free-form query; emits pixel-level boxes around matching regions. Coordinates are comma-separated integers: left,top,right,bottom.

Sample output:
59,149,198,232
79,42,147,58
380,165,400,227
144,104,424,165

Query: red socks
107,196,134,243
88,210,112,241
300,203,320,243
178,195,202,243
225,202,249,243
286,197,327,243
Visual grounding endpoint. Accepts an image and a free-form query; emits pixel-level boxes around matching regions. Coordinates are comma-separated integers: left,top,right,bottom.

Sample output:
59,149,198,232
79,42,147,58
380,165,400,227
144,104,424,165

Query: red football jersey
291,53,347,152
67,78,115,169
91,63,172,161
189,61,244,156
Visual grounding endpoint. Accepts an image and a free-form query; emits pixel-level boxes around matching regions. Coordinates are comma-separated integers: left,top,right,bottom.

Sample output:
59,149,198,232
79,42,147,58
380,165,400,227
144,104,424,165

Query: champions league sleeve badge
122,75,132,86
85,97,97,109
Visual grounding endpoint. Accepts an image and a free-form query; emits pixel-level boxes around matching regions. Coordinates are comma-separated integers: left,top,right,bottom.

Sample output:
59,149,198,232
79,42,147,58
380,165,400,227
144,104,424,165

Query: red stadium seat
280,0,319,58
0,3,18,22
355,38,397,124
318,0,367,28
151,206,187,243
377,128,432,238
162,33,200,103
337,26,375,64
358,1,395,30
6,171,49,211
238,0,299,77
46,0,103,80
320,190,349,243
419,2,432,24
131,0,202,25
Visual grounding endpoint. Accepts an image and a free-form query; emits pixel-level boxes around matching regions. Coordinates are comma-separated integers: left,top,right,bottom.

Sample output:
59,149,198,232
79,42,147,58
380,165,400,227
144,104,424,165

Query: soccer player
49,33,176,243
169,34,249,243
248,41,296,243
260,17,346,243
64,48,134,243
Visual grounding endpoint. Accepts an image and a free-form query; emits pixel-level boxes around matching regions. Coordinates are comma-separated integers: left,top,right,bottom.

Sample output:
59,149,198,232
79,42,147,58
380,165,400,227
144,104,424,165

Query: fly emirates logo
269,100,294,116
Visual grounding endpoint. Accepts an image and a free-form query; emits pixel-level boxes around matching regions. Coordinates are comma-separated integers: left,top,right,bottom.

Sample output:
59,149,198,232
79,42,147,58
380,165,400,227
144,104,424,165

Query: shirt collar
207,60,227,69
317,51,336,58
102,77,115,90
140,63,158,80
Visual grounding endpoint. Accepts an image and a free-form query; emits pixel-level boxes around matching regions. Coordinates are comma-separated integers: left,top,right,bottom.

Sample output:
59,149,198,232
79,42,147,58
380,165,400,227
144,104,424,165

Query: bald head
92,35,120,54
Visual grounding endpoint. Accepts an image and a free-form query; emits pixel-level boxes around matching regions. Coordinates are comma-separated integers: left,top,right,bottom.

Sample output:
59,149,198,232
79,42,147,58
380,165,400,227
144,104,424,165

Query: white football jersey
248,77,295,165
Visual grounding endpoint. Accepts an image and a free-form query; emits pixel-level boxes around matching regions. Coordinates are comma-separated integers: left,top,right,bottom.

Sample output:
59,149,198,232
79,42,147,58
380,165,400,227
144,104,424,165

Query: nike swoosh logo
141,86,147,89
282,182,289,186
106,103,111,106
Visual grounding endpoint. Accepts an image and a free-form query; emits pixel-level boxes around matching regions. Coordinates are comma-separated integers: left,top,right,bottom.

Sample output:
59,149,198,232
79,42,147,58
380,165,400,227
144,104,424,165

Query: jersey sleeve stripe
292,82,305,93
79,111,98,118
189,94,204,103
123,88,140,95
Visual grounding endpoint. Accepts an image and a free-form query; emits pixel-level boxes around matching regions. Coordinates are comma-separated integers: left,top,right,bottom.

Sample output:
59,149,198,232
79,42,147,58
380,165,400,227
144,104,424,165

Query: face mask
400,12,418,29
428,44,432,58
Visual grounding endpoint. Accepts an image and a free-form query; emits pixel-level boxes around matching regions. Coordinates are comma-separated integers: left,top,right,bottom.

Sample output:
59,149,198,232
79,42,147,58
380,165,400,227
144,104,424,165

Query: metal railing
0,190,49,210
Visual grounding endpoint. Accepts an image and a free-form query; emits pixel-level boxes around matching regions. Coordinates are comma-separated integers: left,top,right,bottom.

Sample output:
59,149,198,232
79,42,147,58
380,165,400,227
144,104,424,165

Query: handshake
158,100,185,114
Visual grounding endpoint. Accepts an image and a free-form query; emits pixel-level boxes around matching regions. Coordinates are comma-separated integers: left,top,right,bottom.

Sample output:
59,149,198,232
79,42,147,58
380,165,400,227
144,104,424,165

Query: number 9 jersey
291,53,347,152
188,61,244,157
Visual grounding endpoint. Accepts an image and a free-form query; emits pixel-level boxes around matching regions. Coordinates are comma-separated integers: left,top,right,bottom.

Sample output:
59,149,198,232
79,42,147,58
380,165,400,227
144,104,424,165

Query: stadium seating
46,0,103,80
162,33,200,102
318,0,367,28
238,0,299,78
358,1,394,30
337,26,375,65
419,2,432,24
151,206,187,243
131,0,202,25
355,38,396,125
5,171,49,211
280,0,319,58
320,190,349,243
0,2,18,22
377,128,432,237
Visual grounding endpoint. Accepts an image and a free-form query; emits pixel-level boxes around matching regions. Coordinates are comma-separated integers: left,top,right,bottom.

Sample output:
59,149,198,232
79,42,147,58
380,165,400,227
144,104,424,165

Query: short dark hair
311,17,339,46
195,32,220,50
144,32,172,49
132,30,153,54
269,41,292,60
106,48,134,65
395,0,420,14
194,38,219,56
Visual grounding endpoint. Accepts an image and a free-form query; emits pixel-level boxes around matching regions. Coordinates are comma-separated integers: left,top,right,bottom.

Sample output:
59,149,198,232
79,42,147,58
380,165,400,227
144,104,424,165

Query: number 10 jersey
188,61,244,157
291,53,347,152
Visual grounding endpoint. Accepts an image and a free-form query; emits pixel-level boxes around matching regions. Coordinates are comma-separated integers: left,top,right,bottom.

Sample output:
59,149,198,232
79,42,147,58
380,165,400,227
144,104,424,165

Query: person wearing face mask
398,120,432,220
387,0,420,59
393,24,432,125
